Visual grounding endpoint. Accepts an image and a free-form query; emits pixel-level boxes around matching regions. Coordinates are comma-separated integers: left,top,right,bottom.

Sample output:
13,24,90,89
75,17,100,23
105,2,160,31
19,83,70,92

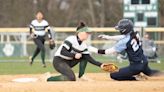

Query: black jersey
126,33,145,62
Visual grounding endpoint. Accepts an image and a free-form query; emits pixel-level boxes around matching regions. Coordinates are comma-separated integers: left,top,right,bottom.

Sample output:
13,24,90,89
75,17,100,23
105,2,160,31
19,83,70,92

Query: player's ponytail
76,21,86,31
130,31,140,44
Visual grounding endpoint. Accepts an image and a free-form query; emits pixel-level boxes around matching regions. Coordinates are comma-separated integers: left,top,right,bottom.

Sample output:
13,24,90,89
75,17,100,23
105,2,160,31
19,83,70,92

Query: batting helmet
115,19,134,35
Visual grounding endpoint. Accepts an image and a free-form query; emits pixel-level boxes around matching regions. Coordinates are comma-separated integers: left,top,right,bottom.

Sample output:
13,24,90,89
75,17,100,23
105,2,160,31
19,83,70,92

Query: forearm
99,34,125,41
83,54,102,67
88,46,116,55
108,35,125,41
61,47,75,58
98,48,116,54
47,29,52,39
29,27,33,34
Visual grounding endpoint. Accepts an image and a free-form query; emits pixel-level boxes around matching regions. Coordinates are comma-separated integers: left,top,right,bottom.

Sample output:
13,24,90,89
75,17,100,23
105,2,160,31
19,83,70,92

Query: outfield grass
0,55,163,75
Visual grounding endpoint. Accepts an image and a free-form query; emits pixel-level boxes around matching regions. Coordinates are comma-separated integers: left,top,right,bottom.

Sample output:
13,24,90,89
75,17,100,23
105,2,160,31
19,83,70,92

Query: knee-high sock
47,75,70,81
41,49,45,64
78,60,88,78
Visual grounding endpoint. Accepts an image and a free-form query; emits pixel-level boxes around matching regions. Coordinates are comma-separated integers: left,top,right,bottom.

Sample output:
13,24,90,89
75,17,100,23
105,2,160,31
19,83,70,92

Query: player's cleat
42,64,46,68
39,72,51,82
77,76,94,82
135,73,148,81
29,56,33,66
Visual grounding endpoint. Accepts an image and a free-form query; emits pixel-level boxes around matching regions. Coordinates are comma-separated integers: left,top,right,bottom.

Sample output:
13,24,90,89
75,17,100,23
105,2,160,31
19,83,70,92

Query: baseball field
0,56,164,92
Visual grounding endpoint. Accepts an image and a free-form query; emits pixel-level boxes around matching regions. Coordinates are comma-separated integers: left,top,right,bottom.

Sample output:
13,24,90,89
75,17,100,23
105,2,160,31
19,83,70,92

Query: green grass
0,55,163,75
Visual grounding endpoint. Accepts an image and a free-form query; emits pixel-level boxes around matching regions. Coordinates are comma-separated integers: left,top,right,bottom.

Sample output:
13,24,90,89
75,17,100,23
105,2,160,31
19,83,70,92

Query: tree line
0,0,163,27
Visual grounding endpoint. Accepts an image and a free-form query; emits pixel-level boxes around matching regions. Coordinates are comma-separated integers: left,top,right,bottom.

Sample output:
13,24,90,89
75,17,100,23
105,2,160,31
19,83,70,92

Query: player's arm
47,26,52,40
61,40,75,58
61,47,75,57
29,24,36,38
89,35,129,55
45,21,52,39
82,54,102,67
88,46,117,55
29,24,33,35
98,34,125,41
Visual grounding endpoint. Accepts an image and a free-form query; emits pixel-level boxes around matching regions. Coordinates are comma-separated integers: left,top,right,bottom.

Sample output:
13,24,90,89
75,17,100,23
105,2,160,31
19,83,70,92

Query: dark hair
76,21,86,31
130,31,140,44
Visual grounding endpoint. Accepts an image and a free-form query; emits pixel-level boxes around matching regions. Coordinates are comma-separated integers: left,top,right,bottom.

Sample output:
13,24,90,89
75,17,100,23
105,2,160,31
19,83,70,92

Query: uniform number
131,39,139,52
130,33,141,52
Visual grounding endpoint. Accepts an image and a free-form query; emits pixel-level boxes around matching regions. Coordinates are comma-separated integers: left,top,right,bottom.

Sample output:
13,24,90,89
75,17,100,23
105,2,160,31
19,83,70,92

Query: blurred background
0,0,164,74
0,0,164,27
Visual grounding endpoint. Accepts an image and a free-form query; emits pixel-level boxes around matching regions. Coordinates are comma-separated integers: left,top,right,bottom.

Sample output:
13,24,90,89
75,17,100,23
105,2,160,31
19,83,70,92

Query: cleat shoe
135,73,148,81
77,76,94,82
29,56,33,66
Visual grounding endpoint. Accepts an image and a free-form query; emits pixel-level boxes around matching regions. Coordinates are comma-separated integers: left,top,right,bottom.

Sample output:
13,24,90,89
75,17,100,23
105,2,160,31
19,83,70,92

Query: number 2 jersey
114,32,146,62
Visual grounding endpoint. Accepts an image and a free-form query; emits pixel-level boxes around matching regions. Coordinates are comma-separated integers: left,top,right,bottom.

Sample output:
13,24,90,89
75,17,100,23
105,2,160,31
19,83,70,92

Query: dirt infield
0,73,164,92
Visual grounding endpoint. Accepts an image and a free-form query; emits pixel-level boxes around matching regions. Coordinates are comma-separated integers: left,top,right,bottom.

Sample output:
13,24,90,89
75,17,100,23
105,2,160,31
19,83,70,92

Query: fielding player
47,22,105,81
89,19,161,81
29,11,53,68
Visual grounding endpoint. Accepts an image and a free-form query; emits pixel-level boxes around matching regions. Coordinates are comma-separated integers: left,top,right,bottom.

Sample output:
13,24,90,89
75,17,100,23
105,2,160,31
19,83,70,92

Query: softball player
47,22,103,81
29,11,52,68
89,19,160,81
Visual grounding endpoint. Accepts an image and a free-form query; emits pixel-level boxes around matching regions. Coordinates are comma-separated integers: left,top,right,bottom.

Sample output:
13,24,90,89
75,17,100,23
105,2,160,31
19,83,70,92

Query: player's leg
78,59,88,78
40,38,46,67
30,38,41,65
30,47,40,65
142,62,161,76
66,58,88,78
34,37,46,67
47,56,76,81
110,65,140,81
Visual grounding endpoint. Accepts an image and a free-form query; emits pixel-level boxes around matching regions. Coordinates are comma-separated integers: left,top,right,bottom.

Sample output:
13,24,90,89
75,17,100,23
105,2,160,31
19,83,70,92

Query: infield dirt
0,73,164,92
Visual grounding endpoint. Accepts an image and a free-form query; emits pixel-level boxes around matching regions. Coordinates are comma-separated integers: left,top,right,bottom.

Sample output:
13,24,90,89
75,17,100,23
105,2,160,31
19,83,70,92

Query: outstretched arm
98,34,125,41
82,54,102,67
88,46,117,55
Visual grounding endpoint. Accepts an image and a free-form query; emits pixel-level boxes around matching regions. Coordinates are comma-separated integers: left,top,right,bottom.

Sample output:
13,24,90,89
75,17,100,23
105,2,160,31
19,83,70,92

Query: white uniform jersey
55,35,90,60
30,19,50,36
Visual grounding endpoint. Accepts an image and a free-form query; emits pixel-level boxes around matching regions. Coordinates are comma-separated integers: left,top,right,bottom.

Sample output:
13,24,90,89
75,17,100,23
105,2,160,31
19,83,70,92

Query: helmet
115,19,134,34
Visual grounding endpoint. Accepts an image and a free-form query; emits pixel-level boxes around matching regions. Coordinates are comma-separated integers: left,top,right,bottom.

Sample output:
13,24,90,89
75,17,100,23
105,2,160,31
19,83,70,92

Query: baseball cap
76,27,92,33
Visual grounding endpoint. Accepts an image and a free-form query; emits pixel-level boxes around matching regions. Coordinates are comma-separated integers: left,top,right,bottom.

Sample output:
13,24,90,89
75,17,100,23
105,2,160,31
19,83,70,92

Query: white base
12,78,38,83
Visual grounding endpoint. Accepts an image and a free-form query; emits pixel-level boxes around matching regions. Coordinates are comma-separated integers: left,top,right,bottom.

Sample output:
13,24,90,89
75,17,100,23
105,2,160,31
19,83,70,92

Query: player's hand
49,39,56,50
30,33,37,39
98,34,110,40
75,53,82,59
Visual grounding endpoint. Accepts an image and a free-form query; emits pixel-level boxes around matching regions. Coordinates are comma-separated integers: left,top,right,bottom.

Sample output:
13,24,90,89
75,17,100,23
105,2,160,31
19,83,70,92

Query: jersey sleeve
29,20,35,28
113,35,130,53
44,20,50,29
62,36,74,50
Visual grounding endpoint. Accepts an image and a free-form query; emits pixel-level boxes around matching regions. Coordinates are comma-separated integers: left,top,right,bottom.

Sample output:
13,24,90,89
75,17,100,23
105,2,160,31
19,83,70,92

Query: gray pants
53,56,87,81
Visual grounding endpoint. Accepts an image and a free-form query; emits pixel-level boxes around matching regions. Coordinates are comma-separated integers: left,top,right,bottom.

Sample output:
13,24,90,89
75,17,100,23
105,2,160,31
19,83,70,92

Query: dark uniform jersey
113,32,146,63
125,33,145,62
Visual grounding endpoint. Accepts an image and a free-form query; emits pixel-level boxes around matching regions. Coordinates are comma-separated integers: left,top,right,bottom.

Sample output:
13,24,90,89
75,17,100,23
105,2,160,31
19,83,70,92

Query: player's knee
41,47,45,52
110,73,118,80
68,75,76,81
